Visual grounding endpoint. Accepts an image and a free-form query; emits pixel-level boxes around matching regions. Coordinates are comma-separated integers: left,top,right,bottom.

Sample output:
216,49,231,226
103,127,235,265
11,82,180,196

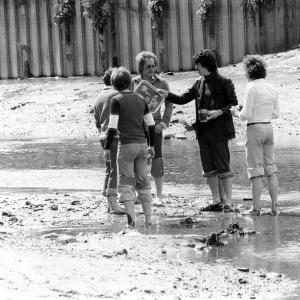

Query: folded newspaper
134,80,164,114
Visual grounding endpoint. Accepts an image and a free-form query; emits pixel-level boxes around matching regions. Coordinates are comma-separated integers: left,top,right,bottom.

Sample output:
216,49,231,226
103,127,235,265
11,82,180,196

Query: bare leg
218,179,225,203
222,177,233,206
206,176,221,204
141,201,152,225
154,177,163,201
107,197,112,213
107,195,125,214
123,200,136,226
268,173,279,215
249,176,262,215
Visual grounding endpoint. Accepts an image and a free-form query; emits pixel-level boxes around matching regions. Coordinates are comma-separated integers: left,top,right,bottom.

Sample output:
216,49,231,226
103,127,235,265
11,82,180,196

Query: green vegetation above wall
196,0,216,20
243,0,275,21
148,0,169,30
82,0,112,32
52,0,76,26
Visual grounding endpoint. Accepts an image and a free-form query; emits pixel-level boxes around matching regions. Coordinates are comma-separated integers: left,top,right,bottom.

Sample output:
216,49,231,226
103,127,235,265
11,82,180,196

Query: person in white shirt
231,55,279,216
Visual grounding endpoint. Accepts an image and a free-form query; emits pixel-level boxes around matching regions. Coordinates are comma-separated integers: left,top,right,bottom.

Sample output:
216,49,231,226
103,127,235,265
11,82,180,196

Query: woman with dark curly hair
231,55,280,216
157,49,238,212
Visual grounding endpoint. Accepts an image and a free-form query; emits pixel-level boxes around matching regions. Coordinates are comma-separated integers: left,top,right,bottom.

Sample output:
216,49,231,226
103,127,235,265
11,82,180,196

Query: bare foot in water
242,208,260,216
271,209,280,216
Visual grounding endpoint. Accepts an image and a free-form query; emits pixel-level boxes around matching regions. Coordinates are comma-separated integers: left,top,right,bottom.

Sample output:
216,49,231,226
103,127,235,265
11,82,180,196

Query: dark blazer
166,72,238,141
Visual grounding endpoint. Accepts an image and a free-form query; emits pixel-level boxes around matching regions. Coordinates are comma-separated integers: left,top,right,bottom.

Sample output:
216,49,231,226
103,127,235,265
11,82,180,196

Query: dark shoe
223,204,234,213
200,202,223,212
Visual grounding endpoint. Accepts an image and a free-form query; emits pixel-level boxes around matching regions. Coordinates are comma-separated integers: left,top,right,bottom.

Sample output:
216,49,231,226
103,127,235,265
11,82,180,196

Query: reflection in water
41,212,300,294
1,135,300,193
142,214,300,291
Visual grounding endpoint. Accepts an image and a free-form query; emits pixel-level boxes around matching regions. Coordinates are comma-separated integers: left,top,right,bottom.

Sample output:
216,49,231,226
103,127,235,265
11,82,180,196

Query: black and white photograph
1,0,300,299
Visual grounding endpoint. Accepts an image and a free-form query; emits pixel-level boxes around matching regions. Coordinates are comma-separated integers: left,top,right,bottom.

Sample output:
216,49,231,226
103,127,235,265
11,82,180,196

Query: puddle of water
1,135,300,298
39,212,300,296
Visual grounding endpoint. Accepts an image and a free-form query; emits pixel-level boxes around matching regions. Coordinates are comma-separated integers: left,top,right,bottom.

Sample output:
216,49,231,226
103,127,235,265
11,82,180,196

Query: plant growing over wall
52,0,76,26
17,0,26,5
243,0,275,21
147,0,169,30
196,0,217,20
82,0,112,32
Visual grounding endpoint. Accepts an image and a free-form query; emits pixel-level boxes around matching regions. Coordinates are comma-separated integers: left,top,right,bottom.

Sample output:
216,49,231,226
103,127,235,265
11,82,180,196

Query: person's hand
230,106,239,117
103,149,110,162
156,89,169,98
155,123,164,134
206,109,223,121
147,146,155,159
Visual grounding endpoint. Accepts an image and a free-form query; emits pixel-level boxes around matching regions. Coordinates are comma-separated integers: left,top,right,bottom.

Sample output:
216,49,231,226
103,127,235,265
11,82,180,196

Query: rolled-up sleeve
161,81,173,127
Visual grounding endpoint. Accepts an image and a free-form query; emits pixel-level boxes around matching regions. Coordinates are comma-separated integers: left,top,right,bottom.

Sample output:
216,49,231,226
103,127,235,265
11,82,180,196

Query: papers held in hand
134,80,164,114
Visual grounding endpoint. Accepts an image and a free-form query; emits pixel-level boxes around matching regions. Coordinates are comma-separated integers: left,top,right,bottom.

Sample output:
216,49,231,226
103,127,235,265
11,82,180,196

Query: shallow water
39,212,300,299
1,135,300,298
1,133,300,194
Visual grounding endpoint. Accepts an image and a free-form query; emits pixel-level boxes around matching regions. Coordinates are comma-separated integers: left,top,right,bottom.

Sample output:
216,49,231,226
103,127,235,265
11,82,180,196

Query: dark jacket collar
204,71,218,82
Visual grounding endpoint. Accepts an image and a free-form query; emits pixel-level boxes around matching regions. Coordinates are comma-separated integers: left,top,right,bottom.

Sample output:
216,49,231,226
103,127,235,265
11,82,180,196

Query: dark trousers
100,139,118,195
198,130,233,178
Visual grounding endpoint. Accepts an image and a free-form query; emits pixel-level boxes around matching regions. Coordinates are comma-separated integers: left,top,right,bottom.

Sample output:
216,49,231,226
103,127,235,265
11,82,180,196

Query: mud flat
1,191,299,300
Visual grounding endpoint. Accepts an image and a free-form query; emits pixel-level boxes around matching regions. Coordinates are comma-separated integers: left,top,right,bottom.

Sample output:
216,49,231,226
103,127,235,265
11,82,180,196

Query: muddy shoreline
1,191,299,300
1,48,300,299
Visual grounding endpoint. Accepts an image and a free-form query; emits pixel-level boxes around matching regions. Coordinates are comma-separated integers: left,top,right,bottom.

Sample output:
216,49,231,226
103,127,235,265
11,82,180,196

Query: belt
247,122,270,127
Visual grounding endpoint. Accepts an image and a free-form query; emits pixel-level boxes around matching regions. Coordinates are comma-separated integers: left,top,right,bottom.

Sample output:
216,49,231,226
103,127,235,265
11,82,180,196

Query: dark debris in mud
225,223,256,236
178,220,256,248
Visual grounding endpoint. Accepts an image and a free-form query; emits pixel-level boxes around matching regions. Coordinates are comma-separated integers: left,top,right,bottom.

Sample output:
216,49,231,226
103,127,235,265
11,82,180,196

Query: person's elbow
238,112,251,121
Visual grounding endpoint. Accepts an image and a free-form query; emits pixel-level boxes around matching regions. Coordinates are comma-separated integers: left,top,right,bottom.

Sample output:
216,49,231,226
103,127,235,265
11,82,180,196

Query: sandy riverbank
0,48,299,140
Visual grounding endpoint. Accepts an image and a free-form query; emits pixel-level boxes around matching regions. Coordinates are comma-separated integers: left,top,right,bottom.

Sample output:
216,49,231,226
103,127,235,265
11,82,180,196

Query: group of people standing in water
93,49,279,226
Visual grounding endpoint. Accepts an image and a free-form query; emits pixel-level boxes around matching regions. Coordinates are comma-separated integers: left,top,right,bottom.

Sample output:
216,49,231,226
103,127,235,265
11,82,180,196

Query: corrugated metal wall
0,0,299,79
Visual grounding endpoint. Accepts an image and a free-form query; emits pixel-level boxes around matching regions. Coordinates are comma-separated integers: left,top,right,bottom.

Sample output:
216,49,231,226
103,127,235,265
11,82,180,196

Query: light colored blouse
238,78,279,123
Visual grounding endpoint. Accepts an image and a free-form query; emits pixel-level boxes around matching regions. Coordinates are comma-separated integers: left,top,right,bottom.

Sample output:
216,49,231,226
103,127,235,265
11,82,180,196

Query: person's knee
136,189,152,203
136,177,152,203
106,188,117,196
136,177,151,190
118,184,136,202
264,164,277,177
151,158,164,178
247,167,264,179
203,169,218,178
119,175,136,186
218,171,233,179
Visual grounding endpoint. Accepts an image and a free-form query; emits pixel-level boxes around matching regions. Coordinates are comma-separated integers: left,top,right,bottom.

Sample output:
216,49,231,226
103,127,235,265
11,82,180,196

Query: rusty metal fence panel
0,0,299,79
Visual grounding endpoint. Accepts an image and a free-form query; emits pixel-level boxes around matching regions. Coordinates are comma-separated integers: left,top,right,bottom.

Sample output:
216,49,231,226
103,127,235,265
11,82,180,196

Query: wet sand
1,190,299,300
